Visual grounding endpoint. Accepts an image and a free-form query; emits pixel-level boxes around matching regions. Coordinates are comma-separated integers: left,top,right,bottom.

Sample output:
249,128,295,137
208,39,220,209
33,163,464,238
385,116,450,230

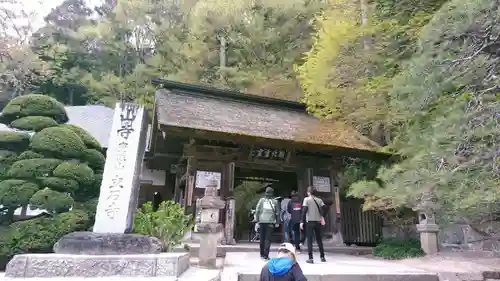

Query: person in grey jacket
254,187,279,260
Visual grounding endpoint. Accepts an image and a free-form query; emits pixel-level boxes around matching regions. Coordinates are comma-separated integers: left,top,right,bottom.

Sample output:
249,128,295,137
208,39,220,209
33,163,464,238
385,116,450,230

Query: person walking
259,243,307,281
300,186,327,264
280,193,292,243
254,186,279,260
287,190,302,250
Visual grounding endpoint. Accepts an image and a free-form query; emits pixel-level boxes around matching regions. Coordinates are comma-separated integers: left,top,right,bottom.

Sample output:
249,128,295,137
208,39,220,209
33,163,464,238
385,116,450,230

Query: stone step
237,272,439,281
175,243,372,257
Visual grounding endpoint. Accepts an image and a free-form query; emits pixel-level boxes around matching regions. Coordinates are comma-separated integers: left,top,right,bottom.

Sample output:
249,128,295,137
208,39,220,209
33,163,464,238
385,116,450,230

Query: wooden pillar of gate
221,162,236,244
297,167,313,200
328,167,344,245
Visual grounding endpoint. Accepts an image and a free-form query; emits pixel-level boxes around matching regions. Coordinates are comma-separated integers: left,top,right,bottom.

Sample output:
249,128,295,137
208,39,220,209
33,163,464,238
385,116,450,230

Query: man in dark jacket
287,191,302,250
259,243,307,281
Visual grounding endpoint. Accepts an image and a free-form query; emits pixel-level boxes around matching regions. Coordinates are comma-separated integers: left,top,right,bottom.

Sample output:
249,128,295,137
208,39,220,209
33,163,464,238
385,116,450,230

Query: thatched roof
153,80,382,154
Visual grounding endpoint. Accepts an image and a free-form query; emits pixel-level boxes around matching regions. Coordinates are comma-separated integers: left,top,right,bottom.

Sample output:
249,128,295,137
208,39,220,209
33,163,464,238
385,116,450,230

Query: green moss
29,188,74,214
83,149,105,170
1,94,68,124
38,177,79,193
373,238,425,260
53,162,94,186
7,158,62,179
16,151,44,161
0,131,31,152
30,127,86,158
10,116,59,132
59,124,101,150
0,179,39,208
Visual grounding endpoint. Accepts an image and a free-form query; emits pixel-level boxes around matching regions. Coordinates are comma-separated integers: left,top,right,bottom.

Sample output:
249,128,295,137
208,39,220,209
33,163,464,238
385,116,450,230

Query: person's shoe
263,256,270,261
306,259,314,264
321,257,326,262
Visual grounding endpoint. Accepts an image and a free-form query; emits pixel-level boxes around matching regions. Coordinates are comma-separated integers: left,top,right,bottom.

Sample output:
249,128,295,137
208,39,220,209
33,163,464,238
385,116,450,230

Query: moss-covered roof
153,80,383,154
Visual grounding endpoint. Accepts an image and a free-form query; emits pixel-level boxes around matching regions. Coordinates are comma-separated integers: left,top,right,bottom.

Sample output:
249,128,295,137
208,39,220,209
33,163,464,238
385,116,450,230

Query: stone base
5,252,190,278
53,232,163,255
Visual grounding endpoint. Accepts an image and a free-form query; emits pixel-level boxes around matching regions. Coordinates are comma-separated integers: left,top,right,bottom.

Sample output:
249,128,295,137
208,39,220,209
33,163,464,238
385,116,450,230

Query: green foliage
373,238,424,260
0,180,39,208
7,158,62,179
82,149,105,170
1,94,68,124
59,124,101,150
0,210,90,264
134,201,193,251
9,116,59,132
29,188,75,214
0,152,18,179
0,132,31,152
234,181,262,239
17,151,44,160
38,177,79,193
53,162,95,186
30,127,86,158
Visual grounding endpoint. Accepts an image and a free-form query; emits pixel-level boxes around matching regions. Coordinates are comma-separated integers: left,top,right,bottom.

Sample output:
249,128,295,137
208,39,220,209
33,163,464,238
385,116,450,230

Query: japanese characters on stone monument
94,102,147,233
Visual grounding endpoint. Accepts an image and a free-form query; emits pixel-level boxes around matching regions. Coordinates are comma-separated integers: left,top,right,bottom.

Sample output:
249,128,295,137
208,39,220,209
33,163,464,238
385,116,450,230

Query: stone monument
414,191,440,254
193,178,225,268
4,103,190,278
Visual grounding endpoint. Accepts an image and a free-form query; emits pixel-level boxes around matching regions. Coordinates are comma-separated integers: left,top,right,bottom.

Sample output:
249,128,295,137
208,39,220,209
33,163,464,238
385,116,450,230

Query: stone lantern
192,178,225,268
413,191,440,254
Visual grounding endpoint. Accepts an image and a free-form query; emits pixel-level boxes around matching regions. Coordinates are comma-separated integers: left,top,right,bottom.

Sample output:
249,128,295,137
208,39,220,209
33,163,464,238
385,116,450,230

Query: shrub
0,209,90,270
10,116,58,132
17,151,44,160
7,158,62,179
38,177,79,193
59,124,101,150
134,201,193,252
1,94,68,124
30,127,86,158
29,188,74,214
0,180,39,208
373,238,425,260
82,149,105,170
0,152,18,179
0,131,31,152
53,162,94,186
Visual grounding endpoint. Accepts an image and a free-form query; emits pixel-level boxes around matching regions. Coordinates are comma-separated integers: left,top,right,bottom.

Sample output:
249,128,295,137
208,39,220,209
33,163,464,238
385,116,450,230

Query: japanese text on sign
250,147,288,161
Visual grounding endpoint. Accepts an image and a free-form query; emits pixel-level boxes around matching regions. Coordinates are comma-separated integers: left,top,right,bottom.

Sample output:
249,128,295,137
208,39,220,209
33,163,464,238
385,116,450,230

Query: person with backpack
287,190,302,250
280,193,292,243
259,242,307,281
300,186,327,264
254,186,280,260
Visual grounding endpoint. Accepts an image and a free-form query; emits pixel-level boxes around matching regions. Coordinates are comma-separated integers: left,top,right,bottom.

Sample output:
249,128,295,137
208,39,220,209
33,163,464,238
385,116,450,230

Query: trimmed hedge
0,152,18,179
373,238,425,260
83,149,105,170
29,188,74,214
0,209,90,270
53,162,94,186
7,158,62,179
38,177,79,193
59,124,101,150
0,179,39,208
0,131,31,152
17,151,44,160
1,94,68,124
30,127,86,158
10,116,58,132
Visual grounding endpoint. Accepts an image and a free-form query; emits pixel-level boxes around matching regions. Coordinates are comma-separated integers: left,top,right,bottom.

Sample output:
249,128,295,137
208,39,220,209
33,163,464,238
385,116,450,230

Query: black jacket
287,197,302,224
259,262,307,281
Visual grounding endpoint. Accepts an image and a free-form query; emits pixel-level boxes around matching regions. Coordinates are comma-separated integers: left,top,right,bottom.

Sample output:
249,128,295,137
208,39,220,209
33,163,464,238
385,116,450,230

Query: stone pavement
221,252,438,281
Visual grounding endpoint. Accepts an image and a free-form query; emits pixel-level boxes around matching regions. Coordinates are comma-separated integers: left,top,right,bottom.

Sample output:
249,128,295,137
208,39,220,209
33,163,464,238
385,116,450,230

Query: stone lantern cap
413,191,441,212
199,178,225,209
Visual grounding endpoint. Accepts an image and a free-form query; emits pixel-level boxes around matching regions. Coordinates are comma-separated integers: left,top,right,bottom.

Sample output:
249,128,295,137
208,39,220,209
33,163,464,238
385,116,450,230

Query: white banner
195,171,221,189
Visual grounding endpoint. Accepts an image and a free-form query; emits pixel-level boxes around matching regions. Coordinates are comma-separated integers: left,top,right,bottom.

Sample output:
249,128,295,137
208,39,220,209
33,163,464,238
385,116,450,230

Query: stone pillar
414,191,440,254
193,179,225,268
223,162,236,245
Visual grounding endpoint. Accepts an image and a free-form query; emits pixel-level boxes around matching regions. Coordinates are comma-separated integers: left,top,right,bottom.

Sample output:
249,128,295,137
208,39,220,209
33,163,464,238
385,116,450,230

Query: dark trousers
259,223,273,258
306,221,325,259
291,222,301,249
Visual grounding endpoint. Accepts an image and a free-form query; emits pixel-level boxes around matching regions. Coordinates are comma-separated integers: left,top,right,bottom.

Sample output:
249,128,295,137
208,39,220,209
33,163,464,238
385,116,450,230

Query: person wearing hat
259,243,307,281
254,186,280,260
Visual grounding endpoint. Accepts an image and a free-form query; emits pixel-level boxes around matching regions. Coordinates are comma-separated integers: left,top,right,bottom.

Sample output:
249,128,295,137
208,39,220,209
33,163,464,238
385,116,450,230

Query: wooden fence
340,198,383,246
